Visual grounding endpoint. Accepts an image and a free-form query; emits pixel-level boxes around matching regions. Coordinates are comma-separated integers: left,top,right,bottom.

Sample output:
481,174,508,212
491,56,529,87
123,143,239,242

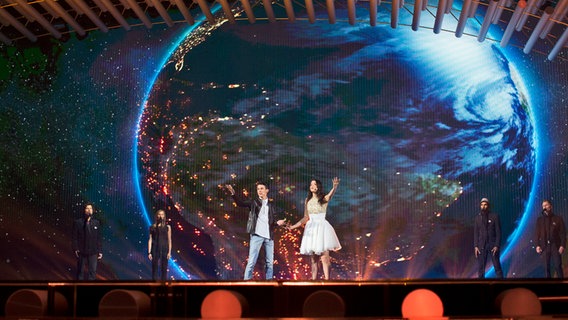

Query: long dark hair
306,179,327,205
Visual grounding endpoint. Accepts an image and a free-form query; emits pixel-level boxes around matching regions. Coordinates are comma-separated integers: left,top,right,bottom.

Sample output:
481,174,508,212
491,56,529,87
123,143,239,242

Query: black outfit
474,211,504,278
72,217,102,280
535,211,566,278
150,224,169,281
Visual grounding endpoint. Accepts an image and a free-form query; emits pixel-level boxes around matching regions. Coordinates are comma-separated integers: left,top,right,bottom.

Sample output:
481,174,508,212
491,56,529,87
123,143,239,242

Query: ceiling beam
146,0,174,26
515,0,537,31
411,0,422,30
391,0,399,27
239,0,256,23
444,0,453,13
548,24,568,60
172,0,196,24
455,0,471,37
540,0,568,38
347,0,355,25
477,0,499,42
217,0,235,23
369,0,378,26
523,6,553,53
491,0,506,24
467,0,479,17
11,0,62,38
305,0,315,23
195,0,216,24
42,0,87,36
98,0,131,30
325,0,336,23
261,0,276,22
0,7,38,41
67,0,109,32
500,0,526,47
121,0,153,28
283,0,295,22
433,0,446,33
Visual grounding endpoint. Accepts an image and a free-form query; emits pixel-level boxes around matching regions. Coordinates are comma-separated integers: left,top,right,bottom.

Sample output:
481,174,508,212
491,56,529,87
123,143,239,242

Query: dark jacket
474,211,501,249
231,195,283,240
72,217,102,255
535,212,566,248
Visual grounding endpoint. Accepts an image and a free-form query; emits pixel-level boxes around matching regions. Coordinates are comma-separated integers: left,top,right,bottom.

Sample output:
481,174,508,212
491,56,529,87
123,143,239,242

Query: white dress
299,197,341,255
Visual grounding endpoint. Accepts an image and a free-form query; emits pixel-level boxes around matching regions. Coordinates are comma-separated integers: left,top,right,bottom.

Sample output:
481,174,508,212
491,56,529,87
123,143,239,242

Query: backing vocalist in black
148,209,172,281
535,200,566,278
473,198,504,278
72,203,103,280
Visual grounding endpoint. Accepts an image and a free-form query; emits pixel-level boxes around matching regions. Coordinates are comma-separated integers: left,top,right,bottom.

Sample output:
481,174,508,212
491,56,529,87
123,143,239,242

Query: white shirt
255,198,270,239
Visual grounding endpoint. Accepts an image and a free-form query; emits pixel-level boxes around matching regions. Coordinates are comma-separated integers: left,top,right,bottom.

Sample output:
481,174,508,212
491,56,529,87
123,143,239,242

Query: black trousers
152,250,169,281
477,246,504,278
77,254,98,280
541,244,563,278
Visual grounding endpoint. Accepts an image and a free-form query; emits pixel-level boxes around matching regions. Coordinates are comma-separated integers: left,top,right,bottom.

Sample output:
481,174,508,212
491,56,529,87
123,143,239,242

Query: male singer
226,181,286,280
72,203,103,280
535,199,566,278
474,198,504,278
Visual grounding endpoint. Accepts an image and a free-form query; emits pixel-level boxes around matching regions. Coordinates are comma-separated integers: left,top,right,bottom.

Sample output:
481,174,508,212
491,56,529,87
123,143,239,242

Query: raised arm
324,177,340,202
225,184,251,208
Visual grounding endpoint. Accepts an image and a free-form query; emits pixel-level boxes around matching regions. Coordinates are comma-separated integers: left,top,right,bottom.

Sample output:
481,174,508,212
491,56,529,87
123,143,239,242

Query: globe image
137,8,535,280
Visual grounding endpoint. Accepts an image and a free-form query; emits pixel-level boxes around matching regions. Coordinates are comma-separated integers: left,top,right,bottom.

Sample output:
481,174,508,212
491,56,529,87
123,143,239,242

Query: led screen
1,3,567,280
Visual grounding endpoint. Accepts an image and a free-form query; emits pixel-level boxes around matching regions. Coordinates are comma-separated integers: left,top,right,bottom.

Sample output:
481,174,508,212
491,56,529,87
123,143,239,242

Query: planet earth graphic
136,7,535,280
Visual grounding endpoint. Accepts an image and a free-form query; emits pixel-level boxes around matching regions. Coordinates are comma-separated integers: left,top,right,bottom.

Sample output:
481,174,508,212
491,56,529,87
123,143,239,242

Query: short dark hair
256,180,269,189
84,202,94,210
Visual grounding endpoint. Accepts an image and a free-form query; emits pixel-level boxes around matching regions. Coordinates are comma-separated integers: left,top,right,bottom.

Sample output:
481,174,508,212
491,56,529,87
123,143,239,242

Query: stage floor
1,279,568,318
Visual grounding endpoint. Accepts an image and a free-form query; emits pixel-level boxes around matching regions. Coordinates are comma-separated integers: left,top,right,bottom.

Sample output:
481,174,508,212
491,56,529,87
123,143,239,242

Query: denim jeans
244,234,274,280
